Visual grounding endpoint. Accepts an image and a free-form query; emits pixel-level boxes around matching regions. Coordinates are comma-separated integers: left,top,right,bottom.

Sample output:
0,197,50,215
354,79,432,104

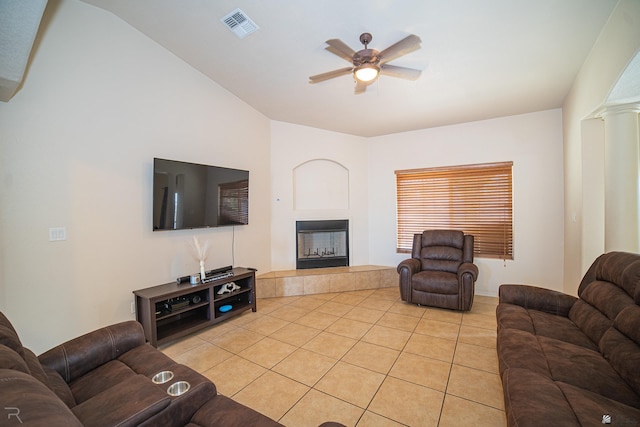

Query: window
395,161,513,259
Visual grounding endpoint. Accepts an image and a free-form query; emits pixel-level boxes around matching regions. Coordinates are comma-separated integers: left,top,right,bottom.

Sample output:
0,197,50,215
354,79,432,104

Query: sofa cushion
39,321,146,383
497,303,597,351
65,343,186,408
0,339,77,408
568,300,612,348
502,368,581,427
72,374,171,427
412,270,459,293
498,322,640,409
23,348,51,385
557,381,640,426
502,369,640,427
70,359,137,404
615,304,640,345
0,344,29,373
570,276,636,347
600,305,640,399
496,303,535,334
419,230,464,273
538,336,640,408
0,324,25,359
43,364,77,408
497,328,550,376
117,343,177,377
580,279,635,320
528,310,596,350
578,252,640,302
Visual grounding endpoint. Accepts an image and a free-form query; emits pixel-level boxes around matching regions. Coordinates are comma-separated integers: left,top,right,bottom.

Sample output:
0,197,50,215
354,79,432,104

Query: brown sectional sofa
0,311,343,426
496,251,640,426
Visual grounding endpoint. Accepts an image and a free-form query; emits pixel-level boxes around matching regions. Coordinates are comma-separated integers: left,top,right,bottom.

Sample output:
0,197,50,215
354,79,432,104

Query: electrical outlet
131,302,136,314
49,227,67,241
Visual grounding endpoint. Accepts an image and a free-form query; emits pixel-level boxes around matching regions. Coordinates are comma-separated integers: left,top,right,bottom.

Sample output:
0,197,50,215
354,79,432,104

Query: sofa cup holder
167,380,190,396
151,370,174,384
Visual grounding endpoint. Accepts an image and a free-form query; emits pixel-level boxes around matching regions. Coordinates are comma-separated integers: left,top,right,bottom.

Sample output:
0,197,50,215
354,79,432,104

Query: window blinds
395,161,513,259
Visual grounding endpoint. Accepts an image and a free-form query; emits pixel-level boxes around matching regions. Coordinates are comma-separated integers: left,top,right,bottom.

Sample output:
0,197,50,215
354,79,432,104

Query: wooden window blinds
395,161,513,259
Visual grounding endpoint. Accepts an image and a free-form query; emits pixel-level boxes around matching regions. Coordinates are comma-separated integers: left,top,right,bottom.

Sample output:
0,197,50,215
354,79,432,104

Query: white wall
562,0,640,293
0,0,271,353
367,110,565,296
270,121,369,270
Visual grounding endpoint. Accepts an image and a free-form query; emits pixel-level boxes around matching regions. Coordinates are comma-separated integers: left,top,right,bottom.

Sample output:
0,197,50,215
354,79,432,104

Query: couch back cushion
578,252,640,303
571,252,640,399
0,369,82,426
600,304,640,398
23,347,76,407
570,252,640,346
0,344,30,373
0,312,25,359
0,311,76,407
419,230,464,273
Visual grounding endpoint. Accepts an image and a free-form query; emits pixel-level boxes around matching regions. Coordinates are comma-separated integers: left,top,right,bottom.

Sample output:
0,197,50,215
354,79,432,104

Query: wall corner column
599,103,640,253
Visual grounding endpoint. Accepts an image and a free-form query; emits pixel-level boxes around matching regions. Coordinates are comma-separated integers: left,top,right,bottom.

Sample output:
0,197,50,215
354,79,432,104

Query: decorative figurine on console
217,282,240,295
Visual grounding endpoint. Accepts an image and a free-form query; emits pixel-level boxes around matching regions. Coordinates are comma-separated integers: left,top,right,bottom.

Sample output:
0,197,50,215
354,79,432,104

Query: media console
133,267,256,347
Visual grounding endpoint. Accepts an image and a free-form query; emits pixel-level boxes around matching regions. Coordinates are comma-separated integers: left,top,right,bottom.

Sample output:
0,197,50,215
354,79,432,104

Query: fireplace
296,220,349,269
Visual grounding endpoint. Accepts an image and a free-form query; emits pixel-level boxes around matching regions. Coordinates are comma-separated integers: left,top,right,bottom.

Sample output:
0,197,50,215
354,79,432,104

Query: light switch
49,227,67,241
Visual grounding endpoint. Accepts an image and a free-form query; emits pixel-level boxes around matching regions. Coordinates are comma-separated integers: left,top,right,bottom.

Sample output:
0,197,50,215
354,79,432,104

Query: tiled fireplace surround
256,266,398,299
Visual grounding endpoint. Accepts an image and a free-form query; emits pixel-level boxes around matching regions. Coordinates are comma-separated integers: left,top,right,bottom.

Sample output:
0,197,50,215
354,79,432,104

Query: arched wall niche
293,159,349,210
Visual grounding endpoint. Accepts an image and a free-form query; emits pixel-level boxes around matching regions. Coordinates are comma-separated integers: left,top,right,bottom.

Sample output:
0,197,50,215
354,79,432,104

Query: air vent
220,8,259,39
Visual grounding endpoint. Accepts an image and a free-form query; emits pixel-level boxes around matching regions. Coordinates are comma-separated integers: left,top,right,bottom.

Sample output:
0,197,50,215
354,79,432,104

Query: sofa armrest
499,284,577,317
397,258,421,302
397,258,420,276
458,262,478,282
38,321,146,383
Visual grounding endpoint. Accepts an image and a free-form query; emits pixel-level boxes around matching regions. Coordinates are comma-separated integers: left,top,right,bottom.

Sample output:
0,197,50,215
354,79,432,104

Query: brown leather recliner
397,230,479,311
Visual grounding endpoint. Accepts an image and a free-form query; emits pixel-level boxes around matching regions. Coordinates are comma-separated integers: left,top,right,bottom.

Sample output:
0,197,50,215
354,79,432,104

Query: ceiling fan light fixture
309,32,422,93
354,64,379,82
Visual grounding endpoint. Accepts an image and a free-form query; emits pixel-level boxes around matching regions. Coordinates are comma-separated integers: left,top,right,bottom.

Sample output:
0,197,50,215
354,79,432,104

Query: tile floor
161,287,506,427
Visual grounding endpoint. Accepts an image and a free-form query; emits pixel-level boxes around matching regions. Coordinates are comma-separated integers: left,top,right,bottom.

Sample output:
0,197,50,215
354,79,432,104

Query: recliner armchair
397,230,478,311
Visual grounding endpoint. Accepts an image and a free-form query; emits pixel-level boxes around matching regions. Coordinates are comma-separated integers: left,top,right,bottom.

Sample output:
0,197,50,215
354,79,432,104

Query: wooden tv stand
133,267,256,347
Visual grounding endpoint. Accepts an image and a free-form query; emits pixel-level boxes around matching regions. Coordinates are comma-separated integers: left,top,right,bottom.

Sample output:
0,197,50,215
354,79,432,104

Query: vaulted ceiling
80,0,618,137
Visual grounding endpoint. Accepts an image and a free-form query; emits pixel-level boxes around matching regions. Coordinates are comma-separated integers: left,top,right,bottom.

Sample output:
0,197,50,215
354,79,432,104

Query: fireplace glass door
296,220,349,269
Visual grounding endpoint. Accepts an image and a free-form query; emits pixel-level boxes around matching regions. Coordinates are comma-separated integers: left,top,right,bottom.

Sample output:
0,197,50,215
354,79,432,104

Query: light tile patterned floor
161,288,507,427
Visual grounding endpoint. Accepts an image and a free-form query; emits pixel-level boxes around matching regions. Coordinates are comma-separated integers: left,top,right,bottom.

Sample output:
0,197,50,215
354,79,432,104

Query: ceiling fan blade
325,46,355,63
354,80,368,94
325,39,356,62
379,34,421,64
309,67,353,83
380,64,422,80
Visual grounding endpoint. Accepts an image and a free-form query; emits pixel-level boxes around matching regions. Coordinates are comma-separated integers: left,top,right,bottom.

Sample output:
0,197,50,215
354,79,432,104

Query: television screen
153,158,249,231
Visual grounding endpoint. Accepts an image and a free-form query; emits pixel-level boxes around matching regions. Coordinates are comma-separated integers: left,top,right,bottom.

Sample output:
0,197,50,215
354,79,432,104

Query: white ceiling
79,0,618,137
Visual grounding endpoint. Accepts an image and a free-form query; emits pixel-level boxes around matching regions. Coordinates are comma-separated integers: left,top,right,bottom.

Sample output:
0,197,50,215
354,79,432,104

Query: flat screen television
153,158,249,231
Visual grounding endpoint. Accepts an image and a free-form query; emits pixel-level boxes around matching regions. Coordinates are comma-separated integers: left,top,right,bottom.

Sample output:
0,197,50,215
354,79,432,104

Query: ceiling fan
309,32,422,94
